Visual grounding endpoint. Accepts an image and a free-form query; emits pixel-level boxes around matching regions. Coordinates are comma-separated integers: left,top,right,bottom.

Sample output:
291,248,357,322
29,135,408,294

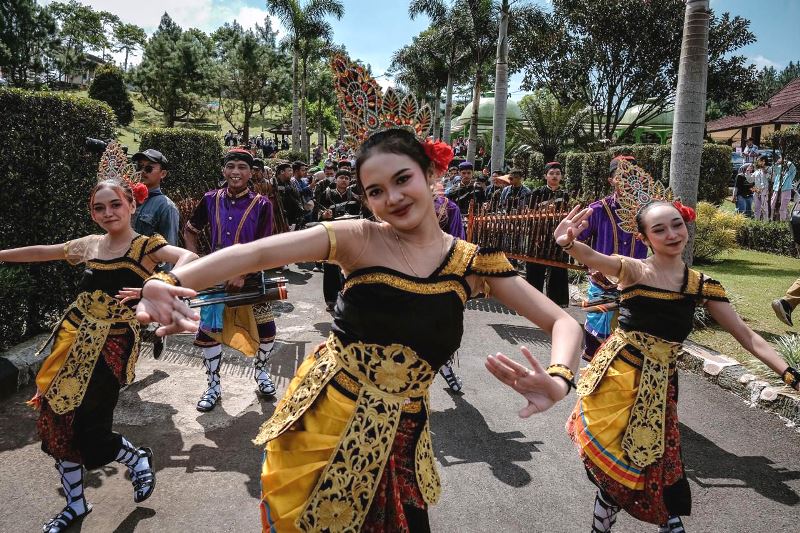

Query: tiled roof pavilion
707,78,800,134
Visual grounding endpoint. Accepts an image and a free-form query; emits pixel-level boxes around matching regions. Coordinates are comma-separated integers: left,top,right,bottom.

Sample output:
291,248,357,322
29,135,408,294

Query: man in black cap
446,161,485,215
525,161,571,308
131,149,180,249
184,148,279,411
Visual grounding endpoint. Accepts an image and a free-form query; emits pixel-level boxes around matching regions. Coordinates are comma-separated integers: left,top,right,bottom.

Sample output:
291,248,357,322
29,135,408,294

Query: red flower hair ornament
422,140,454,174
132,182,149,205
673,200,696,223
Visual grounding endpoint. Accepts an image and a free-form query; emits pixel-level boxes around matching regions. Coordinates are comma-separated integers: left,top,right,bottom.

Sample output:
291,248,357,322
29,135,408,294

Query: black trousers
323,262,344,304
72,357,122,469
525,263,569,307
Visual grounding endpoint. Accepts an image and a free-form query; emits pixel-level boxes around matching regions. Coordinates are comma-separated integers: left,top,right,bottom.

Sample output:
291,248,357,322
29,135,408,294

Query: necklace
102,235,133,256
392,230,446,278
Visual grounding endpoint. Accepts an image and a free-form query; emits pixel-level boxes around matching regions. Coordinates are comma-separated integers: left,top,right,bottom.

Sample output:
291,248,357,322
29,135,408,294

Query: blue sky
56,0,799,93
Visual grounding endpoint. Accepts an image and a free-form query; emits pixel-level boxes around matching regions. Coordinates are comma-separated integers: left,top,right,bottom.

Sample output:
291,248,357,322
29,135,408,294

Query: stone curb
680,340,800,429
0,333,51,400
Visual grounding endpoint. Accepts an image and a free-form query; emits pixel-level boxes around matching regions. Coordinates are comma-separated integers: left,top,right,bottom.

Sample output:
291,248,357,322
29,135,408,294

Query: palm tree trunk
432,87,441,140
669,0,710,266
443,69,454,143
317,92,324,150
491,0,510,173
291,48,300,149
466,66,482,164
301,56,309,161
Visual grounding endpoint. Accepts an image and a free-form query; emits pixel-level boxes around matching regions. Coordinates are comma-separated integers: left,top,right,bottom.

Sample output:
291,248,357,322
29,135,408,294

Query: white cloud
42,0,215,33
750,54,783,70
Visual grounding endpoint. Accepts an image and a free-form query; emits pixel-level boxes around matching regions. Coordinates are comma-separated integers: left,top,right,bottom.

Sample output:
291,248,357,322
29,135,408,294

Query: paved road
1,265,798,532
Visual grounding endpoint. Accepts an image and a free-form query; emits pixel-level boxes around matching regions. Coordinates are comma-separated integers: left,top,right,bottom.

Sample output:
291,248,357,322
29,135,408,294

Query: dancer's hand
136,280,199,336
485,347,570,418
554,205,592,247
225,275,246,292
116,287,142,305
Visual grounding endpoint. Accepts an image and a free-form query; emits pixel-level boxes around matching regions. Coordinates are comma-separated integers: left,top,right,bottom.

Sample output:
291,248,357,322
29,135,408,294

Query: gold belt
577,328,682,469
39,290,140,415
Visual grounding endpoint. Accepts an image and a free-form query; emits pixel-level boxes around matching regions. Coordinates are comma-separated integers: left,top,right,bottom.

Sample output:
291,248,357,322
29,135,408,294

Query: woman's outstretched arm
554,205,623,279
0,243,67,263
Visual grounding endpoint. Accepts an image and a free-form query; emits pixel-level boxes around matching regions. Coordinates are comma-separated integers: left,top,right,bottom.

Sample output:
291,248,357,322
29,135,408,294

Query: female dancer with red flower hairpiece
0,171,196,532
136,128,583,532
544,199,800,533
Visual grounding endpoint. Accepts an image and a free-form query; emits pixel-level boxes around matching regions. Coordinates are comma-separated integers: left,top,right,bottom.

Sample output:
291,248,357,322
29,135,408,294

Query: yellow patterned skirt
258,336,440,532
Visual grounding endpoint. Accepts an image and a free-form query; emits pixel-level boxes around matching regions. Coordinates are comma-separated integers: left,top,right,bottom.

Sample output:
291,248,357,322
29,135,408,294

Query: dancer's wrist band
143,271,182,291
560,241,575,251
782,366,800,389
546,364,575,393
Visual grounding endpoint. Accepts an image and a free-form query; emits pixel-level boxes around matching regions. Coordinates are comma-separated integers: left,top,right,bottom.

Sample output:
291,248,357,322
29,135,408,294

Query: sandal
130,447,156,503
43,504,92,533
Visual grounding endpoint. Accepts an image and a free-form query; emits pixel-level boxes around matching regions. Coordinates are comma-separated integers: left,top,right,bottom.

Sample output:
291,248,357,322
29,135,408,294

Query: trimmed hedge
273,149,307,163
88,65,134,126
0,89,116,349
562,143,732,204
736,219,797,257
138,128,223,200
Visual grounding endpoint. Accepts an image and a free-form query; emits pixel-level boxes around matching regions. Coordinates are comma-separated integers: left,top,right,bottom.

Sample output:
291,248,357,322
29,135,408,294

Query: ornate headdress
331,55,453,173
613,159,677,233
96,141,148,204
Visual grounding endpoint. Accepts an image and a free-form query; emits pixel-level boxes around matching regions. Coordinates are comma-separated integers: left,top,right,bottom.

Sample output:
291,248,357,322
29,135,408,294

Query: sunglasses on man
137,164,156,173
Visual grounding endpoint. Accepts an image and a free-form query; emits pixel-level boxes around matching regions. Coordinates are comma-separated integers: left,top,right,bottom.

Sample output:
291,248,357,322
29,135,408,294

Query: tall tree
49,0,106,81
131,13,216,127
113,22,147,71
490,0,511,173
410,0,497,162
517,0,754,143
669,0,710,265
0,0,59,87
212,20,290,140
513,90,587,162
266,0,344,152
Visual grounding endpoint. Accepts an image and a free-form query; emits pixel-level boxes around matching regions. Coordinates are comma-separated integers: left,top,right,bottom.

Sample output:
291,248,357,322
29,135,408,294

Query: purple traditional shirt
578,195,648,258
435,195,465,239
187,188,273,251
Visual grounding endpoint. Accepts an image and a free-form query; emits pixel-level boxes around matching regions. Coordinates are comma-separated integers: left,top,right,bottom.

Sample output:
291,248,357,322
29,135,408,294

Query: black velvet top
618,267,729,343
331,239,517,368
77,234,167,306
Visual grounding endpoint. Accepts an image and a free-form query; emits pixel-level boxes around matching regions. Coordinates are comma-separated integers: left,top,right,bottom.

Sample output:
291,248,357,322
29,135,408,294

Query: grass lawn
690,248,799,378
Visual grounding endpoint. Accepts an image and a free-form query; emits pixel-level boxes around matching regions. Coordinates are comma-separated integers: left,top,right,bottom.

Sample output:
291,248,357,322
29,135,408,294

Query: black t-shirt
735,174,753,197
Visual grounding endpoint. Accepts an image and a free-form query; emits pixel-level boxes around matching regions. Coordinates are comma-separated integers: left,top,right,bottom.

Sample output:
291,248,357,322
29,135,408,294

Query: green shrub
736,219,796,256
564,152,584,196
697,144,732,205
138,128,222,200
693,202,746,263
88,65,134,126
0,88,116,348
274,149,306,163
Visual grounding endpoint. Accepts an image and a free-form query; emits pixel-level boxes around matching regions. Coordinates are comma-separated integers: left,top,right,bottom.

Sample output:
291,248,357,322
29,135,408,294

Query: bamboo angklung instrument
466,198,587,271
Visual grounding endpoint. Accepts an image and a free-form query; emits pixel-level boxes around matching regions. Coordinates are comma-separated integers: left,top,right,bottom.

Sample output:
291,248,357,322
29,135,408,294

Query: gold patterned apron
32,290,141,415
254,333,441,532
577,328,681,469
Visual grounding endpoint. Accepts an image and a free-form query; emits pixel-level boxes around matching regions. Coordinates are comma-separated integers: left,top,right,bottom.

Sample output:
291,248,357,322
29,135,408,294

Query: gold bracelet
546,364,576,392
783,366,800,389
143,271,181,289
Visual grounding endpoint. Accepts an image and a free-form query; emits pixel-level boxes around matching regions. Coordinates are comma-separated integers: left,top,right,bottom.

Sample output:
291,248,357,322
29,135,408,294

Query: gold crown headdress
614,160,675,234
331,55,433,145
96,141,148,203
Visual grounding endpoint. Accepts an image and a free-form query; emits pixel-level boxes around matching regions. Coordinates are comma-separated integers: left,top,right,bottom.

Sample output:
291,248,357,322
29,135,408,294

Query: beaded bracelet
546,364,576,393
142,271,182,291
782,366,800,389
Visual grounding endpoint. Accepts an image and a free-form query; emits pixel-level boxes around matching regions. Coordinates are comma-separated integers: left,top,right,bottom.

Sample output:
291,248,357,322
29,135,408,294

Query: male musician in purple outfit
184,148,278,411
577,155,648,360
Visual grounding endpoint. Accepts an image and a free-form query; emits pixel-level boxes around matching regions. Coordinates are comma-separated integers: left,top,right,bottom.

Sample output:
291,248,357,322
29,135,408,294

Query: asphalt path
1,264,798,532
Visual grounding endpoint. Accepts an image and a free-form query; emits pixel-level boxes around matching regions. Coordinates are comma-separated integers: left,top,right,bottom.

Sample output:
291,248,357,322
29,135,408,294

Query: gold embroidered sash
253,333,441,532
36,290,140,415
577,329,681,469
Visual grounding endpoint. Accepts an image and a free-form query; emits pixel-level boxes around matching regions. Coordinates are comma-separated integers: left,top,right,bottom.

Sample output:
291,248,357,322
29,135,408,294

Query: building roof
707,78,800,133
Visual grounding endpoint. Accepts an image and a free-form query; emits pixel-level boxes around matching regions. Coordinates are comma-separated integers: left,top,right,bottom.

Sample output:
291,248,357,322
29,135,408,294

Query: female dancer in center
542,175,800,532
135,128,583,532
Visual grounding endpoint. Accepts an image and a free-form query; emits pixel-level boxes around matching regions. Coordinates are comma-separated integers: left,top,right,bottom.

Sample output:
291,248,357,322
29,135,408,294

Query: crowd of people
2,57,800,533
732,137,797,221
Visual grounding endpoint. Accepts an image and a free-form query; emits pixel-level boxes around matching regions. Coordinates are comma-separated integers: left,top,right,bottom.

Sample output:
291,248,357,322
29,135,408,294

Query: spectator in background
743,137,759,163
771,157,797,221
752,155,772,221
733,163,754,218
131,149,180,249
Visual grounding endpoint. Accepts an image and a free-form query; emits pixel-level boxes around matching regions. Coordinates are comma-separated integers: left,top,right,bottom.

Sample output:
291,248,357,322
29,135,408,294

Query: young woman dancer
135,126,583,531
542,163,800,532
0,147,197,532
